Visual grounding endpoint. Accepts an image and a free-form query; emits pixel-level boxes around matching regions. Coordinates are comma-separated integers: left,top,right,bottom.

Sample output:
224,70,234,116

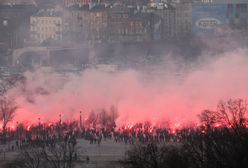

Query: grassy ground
0,139,131,168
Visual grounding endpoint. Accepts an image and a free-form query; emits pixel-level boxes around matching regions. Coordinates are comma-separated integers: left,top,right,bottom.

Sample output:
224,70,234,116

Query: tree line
122,99,248,168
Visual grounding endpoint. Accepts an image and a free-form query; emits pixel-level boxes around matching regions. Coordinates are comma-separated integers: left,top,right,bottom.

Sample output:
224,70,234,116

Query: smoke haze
6,45,248,127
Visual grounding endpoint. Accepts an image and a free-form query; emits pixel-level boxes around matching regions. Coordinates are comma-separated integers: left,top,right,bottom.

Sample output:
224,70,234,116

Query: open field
0,139,131,168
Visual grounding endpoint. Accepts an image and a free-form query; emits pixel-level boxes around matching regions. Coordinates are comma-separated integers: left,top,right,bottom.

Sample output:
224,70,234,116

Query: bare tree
216,99,247,133
21,148,43,168
86,110,97,128
85,106,118,130
1,147,43,168
41,141,77,168
186,99,248,168
0,96,18,143
199,110,217,129
0,75,24,143
199,99,248,135
5,139,77,168
0,75,25,96
123,143,190,168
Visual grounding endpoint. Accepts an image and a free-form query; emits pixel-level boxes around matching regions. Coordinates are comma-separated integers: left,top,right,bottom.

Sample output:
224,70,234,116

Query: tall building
192,0,248,34
149,2,191,40
226,3,248,30
63,5,91,42
65,4,151,44
30,9,63,43
107,5,151,43
175,2,192,38
152,5,176,40
64,4,108,44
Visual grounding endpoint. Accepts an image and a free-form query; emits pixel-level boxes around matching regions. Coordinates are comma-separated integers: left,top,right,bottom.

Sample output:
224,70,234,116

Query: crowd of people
0,121,204,151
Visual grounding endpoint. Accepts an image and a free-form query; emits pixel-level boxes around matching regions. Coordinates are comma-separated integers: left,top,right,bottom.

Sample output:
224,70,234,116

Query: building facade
64,0,99,7
0,2,37,49
175,2,192,37
152,5,176,40
226,3,248,30
65,4,151,44
30,9,63,43
64,5,108,44
107,5,151,43
192,1,248,35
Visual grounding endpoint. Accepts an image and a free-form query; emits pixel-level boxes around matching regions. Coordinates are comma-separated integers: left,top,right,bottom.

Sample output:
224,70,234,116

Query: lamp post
59,113,62,139
16,121,19,140
38,117,40,139
59,113,62,125
80,111,82,130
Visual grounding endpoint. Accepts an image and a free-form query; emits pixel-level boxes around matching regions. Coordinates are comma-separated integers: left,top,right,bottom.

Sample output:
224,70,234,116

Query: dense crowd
0,121,206,151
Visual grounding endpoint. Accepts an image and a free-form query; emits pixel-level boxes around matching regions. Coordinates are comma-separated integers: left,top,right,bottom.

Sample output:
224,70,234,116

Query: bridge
12,46,92,68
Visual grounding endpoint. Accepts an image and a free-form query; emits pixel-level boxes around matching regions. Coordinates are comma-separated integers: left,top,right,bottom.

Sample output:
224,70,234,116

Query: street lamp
80,111,82,130
38,117,40,139
16,121,19,140
59,113,62,125
59,113,62,139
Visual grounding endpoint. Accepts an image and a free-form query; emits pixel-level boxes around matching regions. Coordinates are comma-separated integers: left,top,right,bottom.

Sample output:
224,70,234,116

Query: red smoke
5,49,248,128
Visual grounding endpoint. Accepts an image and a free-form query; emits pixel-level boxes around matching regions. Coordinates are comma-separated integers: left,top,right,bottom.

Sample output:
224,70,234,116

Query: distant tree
17,123,26,139
199,99,248,135
20,148,43,168
2,159,26,168
186,99,248,168
0,75,23,143
86,110,97,128
123,99,248,168
41,141,77,168
68,121,78,132
0,96,18,143
5,138,77,168
122,143,191,168
0,74,25,96
216,99,247,132
199,110,217,128
97,108,116,129
97,108,108,129
87,107,118,130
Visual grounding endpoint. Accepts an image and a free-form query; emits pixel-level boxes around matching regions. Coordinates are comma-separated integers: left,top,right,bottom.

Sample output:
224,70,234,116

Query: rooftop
33,9,63,17
0,0,37,6
67,4,109,11
195,0,248,4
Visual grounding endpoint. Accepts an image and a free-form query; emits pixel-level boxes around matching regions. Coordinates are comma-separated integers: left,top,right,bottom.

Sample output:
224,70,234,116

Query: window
123,14,128,18
227,4,234,18
236,4,240,18
96,12,101,17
